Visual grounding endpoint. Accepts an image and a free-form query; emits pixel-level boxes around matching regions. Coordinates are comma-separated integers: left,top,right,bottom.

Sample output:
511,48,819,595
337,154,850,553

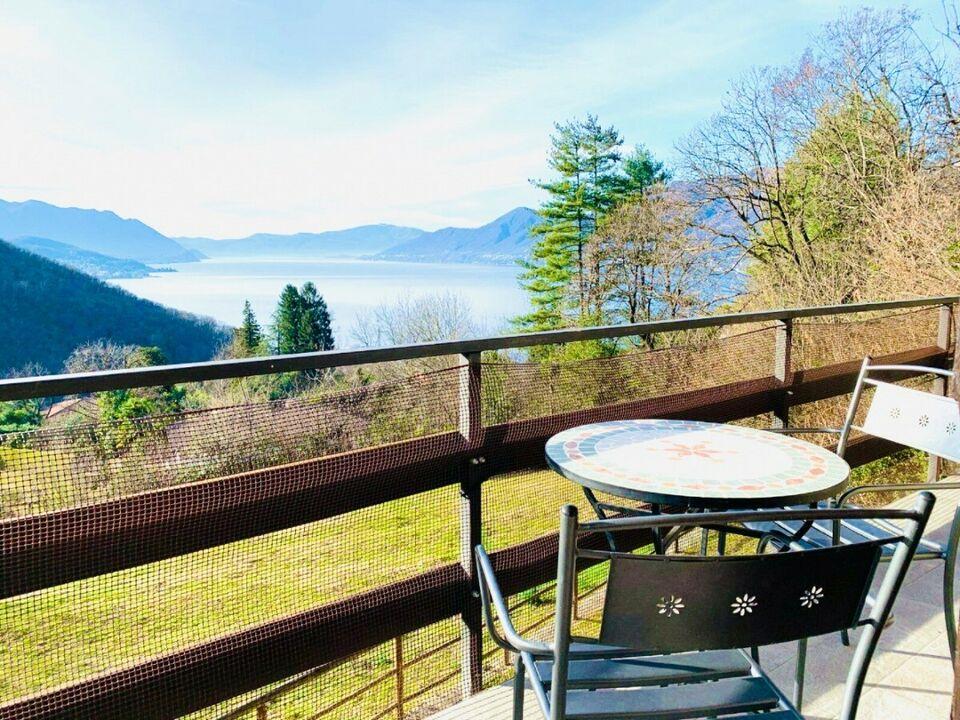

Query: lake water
110,257,529,344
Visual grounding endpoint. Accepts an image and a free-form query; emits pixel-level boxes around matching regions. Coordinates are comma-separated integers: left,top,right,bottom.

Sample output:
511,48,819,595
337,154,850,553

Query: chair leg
840,628,851,646
794,638,807,711
700,527,709,556
717,529,727,556
513,654,525,720
943,506,960,661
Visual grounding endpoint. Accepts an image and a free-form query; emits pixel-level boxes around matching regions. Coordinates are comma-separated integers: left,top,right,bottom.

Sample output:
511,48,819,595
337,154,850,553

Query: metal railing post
930,303,954,481
394,636,405,720
458,352,484,697
773,319,793,429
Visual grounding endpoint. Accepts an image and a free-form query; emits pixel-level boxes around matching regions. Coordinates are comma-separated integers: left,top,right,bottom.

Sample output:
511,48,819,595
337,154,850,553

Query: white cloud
0,0,946,236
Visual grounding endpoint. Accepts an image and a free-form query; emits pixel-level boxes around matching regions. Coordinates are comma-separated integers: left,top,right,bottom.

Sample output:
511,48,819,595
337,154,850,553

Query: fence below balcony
0,296,957,720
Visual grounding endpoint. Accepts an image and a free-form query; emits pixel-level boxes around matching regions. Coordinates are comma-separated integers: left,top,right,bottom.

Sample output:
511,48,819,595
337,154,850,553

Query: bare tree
63,340,137,374
584,184,733,347
678,7,960,306
352,292,483,375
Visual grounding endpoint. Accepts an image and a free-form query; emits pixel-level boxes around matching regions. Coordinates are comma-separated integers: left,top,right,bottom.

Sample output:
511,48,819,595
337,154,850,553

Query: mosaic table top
546,419,850,508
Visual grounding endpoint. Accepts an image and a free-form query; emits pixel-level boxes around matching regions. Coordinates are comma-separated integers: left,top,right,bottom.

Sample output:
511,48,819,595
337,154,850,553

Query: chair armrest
475,546,552,656
838,480,960,507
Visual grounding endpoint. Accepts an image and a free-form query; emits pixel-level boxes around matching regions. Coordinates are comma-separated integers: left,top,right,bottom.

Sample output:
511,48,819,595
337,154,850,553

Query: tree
618,145,671,200
272,283,335,355
585,184,728,347
273,284,305,354
677,7,959,306
63,340,135,374
353,291,479,376
519,116,624,328
298,282,335,352
232,300,263,357
96,346,186,439
0,363,46,433
518,117,667,332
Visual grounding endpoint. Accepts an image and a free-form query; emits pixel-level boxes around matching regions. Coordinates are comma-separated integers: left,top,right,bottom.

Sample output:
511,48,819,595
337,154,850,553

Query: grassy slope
0,464,588,706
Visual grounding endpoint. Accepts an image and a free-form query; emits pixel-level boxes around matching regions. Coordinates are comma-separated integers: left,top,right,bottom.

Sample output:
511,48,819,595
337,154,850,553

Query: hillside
0,241,228,375
7,236,161,279
0,199,201,264
374,207,538,264
178,224,424,258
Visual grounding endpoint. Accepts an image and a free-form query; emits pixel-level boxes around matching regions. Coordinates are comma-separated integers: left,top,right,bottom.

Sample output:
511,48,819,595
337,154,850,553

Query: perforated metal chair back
539,496,934,720
599,541,882,653
837,358,958,462
859,379,960,462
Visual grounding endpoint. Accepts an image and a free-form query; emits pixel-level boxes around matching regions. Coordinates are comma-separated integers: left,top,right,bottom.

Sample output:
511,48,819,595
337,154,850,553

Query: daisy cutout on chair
800,586,824,608
730,594,757,616
656,595,685,617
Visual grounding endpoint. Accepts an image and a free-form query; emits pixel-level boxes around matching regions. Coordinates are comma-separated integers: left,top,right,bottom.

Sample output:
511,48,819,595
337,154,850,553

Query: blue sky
0,1,949,237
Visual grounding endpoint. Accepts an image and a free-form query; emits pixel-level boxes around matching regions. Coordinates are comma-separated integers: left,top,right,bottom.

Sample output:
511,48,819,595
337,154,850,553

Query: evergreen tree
619,145,670,199
238,300,263,353
298,282,335,352
273,284,304,354
272,283,335,355
517,117,667,332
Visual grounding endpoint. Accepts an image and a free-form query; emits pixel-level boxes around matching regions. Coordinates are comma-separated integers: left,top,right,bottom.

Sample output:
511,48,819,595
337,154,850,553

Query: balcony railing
0,296,957,720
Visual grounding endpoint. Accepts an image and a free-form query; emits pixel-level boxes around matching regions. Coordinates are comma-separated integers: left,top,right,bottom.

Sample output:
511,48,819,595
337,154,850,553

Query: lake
110,257,529,344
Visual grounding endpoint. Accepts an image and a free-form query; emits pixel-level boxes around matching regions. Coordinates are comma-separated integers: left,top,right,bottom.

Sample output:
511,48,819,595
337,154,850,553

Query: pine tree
273,284,304,354
517,115,630,331
239,300,263,351
231,300,264,357
619,145,670,200
272,283,334,355
298,282,335,351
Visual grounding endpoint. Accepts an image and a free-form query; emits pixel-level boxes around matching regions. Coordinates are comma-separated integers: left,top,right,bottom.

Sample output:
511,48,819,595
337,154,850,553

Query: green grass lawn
0,438,929,719
0,464,596,719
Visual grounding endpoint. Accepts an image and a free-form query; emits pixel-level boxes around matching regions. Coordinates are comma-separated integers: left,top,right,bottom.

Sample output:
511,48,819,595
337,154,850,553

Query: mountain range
0,198,541,269
177,208,539,263
177,224,425,258
0,199,202,263
373,207,538,264
7,236,161,279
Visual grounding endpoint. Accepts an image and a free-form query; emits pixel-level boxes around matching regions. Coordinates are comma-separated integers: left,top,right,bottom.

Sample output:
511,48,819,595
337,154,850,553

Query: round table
545,419,850,510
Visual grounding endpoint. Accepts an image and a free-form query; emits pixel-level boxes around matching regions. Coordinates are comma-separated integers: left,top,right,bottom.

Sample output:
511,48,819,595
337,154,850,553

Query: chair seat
743,501,944,558
535,648,753,689
562,674,786,719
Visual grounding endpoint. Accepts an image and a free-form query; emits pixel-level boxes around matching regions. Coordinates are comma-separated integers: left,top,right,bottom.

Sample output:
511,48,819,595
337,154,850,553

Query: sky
0,0,950,238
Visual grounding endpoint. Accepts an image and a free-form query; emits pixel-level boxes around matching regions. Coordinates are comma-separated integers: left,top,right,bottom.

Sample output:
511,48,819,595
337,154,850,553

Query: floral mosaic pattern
546,419,850,503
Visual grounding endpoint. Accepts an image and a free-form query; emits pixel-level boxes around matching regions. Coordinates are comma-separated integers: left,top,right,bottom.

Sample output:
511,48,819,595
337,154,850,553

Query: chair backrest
860,379,960,462
549,495,934,720
598,541,882,652
838,357,958,462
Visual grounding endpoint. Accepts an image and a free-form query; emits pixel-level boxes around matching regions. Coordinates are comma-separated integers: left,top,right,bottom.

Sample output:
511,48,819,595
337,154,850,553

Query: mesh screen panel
793,307,940,370
481,327,777,426
0,308,949,720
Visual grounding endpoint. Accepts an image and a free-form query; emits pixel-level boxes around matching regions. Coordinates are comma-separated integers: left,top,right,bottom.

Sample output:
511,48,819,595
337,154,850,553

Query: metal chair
475,494,934,720
745,356,960,660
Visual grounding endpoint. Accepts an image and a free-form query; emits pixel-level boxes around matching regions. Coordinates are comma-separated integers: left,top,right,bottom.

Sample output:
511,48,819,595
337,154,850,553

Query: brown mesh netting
0,308,947,720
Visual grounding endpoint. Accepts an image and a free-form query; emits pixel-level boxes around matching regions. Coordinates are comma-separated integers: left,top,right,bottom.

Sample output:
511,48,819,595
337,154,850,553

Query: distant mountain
177,224,424,258
375,207,538,264
0,240,228,375
0,199,202,263
7,236,161,279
